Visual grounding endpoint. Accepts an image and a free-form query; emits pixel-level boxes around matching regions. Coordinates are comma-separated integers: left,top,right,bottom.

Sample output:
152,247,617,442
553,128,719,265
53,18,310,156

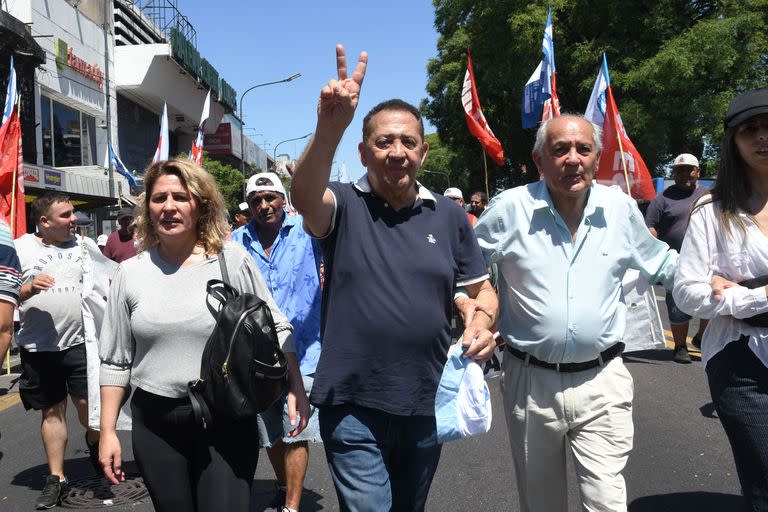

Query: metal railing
134,0,196,47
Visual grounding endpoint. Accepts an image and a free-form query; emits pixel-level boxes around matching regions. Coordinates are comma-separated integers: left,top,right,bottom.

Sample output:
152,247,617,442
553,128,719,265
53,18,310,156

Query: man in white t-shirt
16,193,101,510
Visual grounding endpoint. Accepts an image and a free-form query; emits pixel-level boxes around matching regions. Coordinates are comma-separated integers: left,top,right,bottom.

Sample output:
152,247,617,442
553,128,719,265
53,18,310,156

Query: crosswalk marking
663,329,701,353
0,392,19,412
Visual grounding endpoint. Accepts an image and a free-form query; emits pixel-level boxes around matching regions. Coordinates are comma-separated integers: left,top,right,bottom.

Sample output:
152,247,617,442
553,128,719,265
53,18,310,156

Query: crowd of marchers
1,44,767,512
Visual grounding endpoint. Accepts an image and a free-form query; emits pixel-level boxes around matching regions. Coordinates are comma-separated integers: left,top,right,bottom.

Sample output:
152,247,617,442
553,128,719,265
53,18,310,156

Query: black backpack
188,251,288,430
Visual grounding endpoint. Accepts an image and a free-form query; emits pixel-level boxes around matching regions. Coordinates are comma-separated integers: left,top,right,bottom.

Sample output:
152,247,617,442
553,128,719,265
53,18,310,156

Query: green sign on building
169,28,236,112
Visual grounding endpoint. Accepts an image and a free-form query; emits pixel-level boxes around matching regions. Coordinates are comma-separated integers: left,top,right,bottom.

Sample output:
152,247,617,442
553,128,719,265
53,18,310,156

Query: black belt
505,342,625,373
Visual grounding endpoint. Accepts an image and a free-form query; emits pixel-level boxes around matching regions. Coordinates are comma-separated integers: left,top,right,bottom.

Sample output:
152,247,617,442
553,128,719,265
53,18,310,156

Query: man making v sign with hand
290,45,498,512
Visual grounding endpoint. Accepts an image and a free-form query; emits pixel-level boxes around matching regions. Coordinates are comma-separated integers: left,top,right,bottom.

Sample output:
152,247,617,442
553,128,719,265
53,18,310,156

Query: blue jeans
318,404,443,512
707,337,768,510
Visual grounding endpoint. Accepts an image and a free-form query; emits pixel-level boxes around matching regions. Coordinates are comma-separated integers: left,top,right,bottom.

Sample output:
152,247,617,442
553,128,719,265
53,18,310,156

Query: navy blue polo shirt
309,176,488,416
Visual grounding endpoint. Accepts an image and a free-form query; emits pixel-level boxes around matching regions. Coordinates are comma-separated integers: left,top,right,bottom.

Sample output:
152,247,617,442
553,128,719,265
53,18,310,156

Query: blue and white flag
2,55,17,128
522,7,557,128
109,143,137,187
585,53,611,128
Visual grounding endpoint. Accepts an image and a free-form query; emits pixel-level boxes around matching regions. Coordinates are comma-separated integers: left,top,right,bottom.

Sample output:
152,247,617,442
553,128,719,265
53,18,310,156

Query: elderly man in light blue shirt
474,114,676,512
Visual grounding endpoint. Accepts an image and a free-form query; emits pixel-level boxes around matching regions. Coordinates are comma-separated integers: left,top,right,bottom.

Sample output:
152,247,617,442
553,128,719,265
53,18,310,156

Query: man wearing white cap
645,153,709,363
444,187,478,227
230,201,252,229
231,172,322,512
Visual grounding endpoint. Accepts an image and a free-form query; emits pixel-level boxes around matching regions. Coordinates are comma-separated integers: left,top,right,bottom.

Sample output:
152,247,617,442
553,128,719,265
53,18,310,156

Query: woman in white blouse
673,87,768,510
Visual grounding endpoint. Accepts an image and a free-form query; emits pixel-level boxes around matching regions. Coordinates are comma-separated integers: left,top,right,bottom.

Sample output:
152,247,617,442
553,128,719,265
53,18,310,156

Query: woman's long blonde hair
135,159,229,253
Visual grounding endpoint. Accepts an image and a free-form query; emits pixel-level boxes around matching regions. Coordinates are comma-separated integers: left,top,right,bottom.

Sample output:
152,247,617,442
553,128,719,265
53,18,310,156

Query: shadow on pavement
251,479,326,511
629,491,743,511
12,458,140,490
623,349,701,364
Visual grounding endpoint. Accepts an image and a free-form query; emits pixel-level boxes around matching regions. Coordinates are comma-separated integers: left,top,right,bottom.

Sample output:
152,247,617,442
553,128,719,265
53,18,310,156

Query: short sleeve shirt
0,221,21,305
16,234,84,351
231,215,323,375
104,230,138,263
645,184,707,252
310,177,488,416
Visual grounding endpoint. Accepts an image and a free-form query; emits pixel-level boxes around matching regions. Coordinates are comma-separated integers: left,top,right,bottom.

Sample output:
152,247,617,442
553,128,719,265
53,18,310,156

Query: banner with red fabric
0,108,26,238
596,87,656,201
461,50,504,166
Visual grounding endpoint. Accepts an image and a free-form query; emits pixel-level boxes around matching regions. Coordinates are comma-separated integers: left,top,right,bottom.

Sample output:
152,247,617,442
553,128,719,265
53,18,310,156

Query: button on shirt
231,215,323,375
474,181,677,364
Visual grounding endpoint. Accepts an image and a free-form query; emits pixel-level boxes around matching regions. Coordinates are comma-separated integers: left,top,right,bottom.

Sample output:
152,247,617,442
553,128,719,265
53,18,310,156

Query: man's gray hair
532,114,602,155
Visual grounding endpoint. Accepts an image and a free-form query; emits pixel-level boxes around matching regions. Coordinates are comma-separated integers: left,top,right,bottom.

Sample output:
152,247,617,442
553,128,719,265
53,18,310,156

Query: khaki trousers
502,352,634,512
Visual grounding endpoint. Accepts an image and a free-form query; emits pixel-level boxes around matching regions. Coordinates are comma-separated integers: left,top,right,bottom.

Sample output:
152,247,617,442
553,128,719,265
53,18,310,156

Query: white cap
246,172,286,197
443,187,464,200
238,201,249,212
96,234,108,247
672,153,699,168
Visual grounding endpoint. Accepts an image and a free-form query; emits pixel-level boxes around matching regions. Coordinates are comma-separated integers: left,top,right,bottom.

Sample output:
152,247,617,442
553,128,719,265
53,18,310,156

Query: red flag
461,50,504,166
596,87,655,201
541,73,561,122
0,108,26,237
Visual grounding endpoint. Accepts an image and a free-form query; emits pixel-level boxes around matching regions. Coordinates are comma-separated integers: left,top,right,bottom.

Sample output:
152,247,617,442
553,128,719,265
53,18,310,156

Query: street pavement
0,289,744,511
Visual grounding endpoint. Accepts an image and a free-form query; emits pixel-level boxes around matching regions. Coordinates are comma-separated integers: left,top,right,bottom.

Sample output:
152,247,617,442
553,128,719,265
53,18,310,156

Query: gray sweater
99,241,294,398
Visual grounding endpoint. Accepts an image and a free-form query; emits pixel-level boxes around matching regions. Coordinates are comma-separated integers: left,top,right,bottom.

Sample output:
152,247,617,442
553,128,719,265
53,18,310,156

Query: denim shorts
665,291,692,325
256,373,321,447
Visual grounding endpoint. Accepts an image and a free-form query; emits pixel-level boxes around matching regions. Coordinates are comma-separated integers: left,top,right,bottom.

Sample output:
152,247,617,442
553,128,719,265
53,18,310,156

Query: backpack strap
206,249,237,305
188,379,214,430
218,249,231,285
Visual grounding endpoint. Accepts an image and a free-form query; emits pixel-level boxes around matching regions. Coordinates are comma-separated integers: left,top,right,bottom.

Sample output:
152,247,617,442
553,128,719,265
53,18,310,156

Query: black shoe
262,483,287,512
673,345,692,364
85,432,102,476
36,475,69,509
691,335,702,350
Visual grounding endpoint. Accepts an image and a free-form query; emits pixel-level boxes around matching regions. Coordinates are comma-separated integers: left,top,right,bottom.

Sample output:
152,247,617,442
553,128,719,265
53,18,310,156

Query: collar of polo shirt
353,173,437,203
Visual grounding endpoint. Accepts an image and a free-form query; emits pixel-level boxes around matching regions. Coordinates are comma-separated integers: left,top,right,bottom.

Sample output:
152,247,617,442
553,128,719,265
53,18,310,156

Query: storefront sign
44,169,63,189
204,123,232,155
23,164,40,184
169,28,237,112
54,39,105,88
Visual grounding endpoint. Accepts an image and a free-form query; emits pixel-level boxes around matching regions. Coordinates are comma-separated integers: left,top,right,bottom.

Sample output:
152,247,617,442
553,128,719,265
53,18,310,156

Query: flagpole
482,150,490,199
614,123,632,198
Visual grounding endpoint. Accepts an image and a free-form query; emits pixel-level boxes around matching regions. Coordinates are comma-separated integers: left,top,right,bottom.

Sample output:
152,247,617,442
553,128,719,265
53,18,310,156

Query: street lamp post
272,132,313,171
239,73,301,175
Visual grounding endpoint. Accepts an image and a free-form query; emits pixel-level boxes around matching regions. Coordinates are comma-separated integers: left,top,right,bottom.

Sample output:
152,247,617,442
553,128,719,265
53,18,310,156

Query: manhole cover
61,473,149,508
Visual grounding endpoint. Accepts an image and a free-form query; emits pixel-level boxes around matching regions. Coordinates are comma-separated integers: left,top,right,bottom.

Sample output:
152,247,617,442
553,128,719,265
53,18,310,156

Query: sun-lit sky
181,1,440,180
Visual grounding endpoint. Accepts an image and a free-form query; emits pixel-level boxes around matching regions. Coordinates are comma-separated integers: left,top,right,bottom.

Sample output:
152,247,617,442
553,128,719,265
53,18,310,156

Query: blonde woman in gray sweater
97,159,308,512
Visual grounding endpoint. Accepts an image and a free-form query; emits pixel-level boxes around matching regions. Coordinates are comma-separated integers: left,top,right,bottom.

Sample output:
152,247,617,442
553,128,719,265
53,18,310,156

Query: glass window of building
81,114,96,165
40,96,52,166
40,94,99,167
52,100,81,167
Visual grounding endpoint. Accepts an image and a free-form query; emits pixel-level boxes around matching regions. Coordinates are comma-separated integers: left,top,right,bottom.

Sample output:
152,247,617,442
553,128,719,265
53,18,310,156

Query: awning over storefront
114,44,226,136
23,164,131,208
0,10,46,64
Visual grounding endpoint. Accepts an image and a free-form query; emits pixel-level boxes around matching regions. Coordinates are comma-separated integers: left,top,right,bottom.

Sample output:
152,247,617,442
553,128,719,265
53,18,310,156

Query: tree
202,153,245,211
424,0,768,181
419,133,457,193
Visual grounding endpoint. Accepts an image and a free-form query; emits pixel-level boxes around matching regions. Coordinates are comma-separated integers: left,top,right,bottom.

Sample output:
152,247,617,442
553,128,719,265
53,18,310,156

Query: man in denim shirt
231,172,322,512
